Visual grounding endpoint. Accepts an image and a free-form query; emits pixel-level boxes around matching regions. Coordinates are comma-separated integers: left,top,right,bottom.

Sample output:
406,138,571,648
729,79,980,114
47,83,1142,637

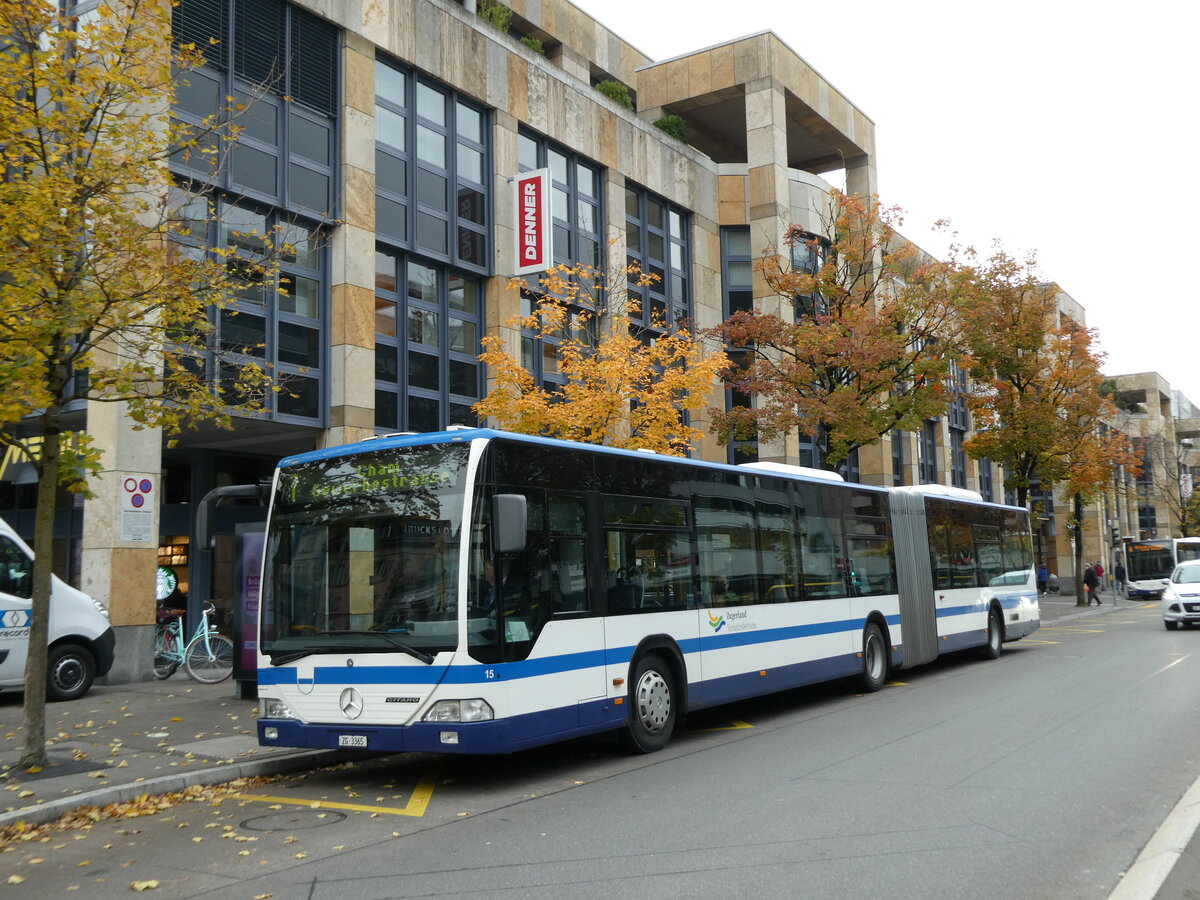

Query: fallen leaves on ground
0,776,273,849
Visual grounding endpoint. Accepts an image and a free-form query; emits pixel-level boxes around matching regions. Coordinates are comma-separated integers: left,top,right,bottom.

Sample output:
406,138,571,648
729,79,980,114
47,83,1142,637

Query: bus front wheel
858,623,887,693
979,607,1003,659
621,653,676,754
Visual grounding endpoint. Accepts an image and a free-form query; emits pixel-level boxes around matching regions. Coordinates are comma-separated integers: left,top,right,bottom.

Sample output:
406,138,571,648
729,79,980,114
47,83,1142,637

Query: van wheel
47,644,95,702
620,653,676,754
858,623,887,693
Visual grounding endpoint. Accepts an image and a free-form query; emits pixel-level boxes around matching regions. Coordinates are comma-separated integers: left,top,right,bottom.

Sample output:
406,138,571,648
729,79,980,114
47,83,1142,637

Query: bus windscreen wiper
269,632,435,666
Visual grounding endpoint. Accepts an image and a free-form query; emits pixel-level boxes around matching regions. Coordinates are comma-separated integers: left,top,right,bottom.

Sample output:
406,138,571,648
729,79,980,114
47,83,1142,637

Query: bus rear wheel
858,623,887,693
621,653,676,754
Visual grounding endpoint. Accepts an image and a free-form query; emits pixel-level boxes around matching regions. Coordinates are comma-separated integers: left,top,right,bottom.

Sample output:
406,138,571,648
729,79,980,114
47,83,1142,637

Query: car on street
1161,560,1200,630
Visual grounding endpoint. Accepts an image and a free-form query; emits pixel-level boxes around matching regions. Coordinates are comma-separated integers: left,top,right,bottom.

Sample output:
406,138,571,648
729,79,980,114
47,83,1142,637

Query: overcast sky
572,0,1200,408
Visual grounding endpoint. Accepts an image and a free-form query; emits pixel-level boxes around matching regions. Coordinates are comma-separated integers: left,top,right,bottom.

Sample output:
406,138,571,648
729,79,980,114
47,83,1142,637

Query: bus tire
621,652,676,754
47,643,95,702
979,606,1003,659
858,622,887,693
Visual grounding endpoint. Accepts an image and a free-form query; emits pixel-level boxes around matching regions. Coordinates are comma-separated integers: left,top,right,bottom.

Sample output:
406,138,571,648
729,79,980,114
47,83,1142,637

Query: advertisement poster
236,529,265,679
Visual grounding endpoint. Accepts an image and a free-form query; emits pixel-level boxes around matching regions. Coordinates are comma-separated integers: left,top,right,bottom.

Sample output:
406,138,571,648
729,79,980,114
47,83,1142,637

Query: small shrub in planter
594,79,634,110
653,115,686,142
520,35,545,55
477,0,512,32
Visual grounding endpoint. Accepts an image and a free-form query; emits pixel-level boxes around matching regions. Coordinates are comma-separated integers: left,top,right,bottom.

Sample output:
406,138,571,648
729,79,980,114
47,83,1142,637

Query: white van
0,518,115,700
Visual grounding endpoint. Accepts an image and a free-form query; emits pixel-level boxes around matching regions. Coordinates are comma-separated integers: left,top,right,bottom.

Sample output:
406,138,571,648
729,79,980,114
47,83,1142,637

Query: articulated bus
256,429,1039,755
1124,537,1200,599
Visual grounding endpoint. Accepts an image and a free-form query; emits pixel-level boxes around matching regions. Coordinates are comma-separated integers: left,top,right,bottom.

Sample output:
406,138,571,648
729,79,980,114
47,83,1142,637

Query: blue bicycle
153,601,234,683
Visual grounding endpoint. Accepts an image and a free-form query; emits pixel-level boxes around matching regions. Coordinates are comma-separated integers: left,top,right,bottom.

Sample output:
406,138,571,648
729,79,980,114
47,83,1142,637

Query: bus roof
275,428,1024,509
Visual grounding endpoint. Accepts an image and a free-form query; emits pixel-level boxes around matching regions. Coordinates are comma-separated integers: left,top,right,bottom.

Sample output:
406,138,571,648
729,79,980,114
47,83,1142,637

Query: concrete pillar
324,33,377,449
81,402,162,683
845,153,877,200
745,77,795,465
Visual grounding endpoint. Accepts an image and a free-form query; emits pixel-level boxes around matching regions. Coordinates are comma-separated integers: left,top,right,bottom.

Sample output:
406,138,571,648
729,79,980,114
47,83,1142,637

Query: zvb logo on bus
708,609,756,634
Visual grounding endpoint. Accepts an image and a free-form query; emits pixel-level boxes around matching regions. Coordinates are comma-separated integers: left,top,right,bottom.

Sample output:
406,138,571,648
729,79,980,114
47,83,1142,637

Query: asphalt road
4,602,1199,899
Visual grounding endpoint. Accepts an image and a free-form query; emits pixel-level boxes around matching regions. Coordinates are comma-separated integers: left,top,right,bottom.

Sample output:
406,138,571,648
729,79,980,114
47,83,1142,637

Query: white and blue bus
256,429,1039,754
1124,537,1200,599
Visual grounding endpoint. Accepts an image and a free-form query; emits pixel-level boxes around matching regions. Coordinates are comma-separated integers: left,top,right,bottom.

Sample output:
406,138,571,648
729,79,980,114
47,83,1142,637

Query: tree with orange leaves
711,191,961,471
474,261,725,456
957,246,1139,604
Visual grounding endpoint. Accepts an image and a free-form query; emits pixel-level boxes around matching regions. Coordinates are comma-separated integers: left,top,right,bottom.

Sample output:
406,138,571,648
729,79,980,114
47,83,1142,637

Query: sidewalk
0,590,1144,830
0,675,340,830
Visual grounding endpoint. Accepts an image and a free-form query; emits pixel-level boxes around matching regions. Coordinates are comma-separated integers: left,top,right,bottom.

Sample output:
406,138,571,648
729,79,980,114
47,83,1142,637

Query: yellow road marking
696,719,753,732
232,768,437,818
1020,639,1061,645
885,680,907,686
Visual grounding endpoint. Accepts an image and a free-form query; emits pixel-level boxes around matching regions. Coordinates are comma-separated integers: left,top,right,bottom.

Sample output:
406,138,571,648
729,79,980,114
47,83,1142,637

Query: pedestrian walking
1094,561,1105,593
1037,562,1049,596
1083,564,1100,606
1115,561,1126,596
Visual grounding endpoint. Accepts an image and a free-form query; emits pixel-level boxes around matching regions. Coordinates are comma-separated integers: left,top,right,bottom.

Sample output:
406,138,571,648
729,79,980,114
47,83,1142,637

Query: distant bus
256,429,1039,755
1124,537,1200,599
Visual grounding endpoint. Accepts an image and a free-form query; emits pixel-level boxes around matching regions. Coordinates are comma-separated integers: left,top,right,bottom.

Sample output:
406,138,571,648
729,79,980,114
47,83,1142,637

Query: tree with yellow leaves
0,0,282,769
475,261,725,456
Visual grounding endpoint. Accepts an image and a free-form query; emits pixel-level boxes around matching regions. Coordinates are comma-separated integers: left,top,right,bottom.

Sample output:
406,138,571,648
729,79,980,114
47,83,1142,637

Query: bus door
598,495,700,700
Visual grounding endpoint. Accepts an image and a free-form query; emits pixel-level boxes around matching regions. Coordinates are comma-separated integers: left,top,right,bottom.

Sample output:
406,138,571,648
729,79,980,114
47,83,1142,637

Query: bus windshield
260,442,470,663
1126,543,1174,581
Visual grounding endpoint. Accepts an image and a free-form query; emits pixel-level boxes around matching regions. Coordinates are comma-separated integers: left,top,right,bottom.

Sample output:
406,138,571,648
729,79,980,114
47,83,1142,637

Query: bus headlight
423,699,494,723
260,698,296,720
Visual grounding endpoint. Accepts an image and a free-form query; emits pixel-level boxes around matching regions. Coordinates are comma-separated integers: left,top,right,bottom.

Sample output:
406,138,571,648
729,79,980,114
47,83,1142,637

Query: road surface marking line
232,768,438,818
1109,772,1200,900
697,720,754,732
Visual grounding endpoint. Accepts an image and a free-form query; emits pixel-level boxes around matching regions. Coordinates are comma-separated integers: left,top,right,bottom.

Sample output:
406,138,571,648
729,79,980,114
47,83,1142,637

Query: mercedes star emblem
339,687,364,720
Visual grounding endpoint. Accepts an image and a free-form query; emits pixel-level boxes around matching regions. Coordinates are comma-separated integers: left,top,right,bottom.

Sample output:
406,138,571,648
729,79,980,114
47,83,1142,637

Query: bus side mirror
493,494,527,554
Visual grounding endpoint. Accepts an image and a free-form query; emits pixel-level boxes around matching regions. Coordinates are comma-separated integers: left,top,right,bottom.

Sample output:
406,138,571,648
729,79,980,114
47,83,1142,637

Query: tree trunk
18,424,61,771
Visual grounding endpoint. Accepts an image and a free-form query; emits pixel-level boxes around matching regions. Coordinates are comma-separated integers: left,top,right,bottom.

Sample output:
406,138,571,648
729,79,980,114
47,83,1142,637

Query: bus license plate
338,734,367,748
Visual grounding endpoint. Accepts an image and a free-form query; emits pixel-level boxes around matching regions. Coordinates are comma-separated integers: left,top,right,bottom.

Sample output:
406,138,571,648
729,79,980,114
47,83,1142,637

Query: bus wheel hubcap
636,670,670,734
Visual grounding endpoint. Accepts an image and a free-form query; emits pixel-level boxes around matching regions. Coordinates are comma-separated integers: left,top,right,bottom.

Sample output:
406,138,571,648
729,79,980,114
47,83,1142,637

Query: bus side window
695,495,756,606
548,494,588,614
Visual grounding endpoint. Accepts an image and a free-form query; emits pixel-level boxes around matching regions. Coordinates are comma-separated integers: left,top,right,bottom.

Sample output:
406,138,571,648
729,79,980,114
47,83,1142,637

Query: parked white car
1161,560,1200,630
0,518,115,699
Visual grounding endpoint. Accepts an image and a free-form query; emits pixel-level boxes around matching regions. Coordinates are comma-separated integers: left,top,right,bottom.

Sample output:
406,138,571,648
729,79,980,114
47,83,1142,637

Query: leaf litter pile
1,776,283,893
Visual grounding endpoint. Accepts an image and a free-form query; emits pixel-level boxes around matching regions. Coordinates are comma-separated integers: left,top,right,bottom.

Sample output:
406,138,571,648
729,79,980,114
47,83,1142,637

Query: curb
0,749,346,830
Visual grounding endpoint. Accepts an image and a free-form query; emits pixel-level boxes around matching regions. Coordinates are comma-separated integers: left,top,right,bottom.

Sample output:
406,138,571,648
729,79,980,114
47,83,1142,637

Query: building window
374,249,483,432
1138,505,1157,534
375,58,490,272
978,457,994,502
517,130,602,270
625,185,690,330
171,190,326,424
892,430,906,486
918,420,938,484
790,233,827,318
514,132,603,387
171,0,338,217
950,428,967,489
722,227,756,465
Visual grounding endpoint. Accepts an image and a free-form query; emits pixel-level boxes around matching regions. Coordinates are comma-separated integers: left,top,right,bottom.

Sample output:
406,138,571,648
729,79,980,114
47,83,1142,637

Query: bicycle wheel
184,633,234,684
153,628,179,680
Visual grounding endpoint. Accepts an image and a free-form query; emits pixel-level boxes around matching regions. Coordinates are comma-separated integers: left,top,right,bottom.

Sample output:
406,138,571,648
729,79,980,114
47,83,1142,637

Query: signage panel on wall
513,168,551,276
120,475,155,542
